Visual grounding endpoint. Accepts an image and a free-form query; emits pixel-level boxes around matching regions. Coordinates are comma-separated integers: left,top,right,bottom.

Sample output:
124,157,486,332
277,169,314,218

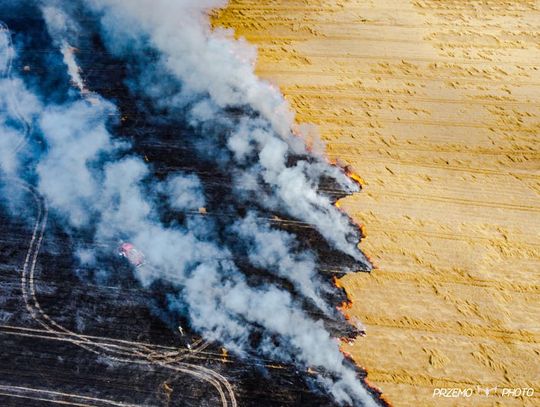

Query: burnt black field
0,5,386,407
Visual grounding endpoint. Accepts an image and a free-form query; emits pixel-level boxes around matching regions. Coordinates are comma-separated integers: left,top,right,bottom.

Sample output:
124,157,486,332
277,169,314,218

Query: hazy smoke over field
0,0,375,405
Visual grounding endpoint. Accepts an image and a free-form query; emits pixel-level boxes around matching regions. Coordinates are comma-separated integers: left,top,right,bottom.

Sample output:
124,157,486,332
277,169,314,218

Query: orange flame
347,217,367,239
336,300,353,320
338,300,353,311
221,347,228,363
332,276,343,290
340,349,353,361
359,223,367,238
333,276,354,323
345,166,365,187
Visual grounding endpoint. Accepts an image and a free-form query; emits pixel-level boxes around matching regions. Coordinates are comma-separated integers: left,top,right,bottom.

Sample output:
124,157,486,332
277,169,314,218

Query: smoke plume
0,1,376,405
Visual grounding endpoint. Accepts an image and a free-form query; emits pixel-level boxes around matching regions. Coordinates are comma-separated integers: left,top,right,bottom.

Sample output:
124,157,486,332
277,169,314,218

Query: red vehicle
118,242,145,267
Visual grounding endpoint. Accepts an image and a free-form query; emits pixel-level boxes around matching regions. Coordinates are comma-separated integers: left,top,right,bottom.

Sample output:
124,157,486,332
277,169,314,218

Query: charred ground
0,6,386,407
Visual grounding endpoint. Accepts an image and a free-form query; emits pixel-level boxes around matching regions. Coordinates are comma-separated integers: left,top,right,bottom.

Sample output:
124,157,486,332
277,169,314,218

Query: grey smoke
37,99,123,227
164,174,206,211
0,26,41,175
0,1,376,405
232,212,332,313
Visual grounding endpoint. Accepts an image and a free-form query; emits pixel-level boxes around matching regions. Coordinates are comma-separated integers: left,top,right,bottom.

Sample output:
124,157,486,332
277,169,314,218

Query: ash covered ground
0,196,361,406
0,3,386,406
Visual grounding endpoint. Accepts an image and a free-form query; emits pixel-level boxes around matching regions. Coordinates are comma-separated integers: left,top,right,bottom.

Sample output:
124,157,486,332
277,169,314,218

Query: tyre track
0,384,148,407
13,178,236,407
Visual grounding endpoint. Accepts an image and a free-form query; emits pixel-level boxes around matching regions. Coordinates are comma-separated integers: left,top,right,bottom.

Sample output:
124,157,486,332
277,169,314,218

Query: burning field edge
212,1,540,406
208,4,389,405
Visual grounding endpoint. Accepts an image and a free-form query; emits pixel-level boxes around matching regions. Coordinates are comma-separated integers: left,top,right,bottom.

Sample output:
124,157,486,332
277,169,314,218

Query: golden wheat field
214,1,540,406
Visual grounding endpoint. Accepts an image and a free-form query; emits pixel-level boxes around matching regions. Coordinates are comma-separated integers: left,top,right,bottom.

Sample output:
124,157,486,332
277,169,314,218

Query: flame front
346,167,366,187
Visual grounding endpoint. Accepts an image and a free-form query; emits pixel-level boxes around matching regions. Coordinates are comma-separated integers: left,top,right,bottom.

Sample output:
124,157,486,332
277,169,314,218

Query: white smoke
42,5,89,94
37,99,123,227
0,24,41,175
89,0,367,264
0,77,34,174
163,173,206,211
60,41,86,93
232,212,332,313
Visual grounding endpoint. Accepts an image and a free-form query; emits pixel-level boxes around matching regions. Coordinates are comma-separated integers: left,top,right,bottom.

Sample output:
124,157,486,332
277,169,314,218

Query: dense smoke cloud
0,1,376,405
89,0,368,263
37,100,122,227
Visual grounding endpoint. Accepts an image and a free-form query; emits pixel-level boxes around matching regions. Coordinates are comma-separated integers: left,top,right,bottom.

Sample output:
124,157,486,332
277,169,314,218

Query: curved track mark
14,179,236,407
